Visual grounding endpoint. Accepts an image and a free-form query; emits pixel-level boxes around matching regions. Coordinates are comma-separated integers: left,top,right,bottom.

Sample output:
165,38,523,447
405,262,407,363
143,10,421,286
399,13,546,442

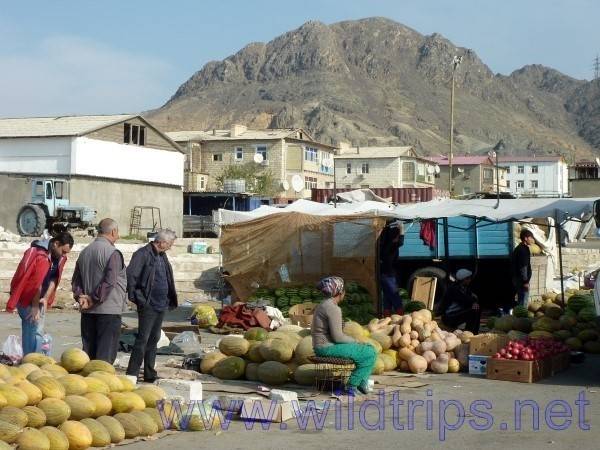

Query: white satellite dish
253,153,264,164
281,180,290,191
426,166,435,175
457,167,464,173
434,165,441,174
291,174,304,192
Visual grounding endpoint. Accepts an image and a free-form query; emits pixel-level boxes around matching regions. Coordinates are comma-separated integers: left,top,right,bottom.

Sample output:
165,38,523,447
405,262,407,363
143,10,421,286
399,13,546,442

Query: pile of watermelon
340,281,376,324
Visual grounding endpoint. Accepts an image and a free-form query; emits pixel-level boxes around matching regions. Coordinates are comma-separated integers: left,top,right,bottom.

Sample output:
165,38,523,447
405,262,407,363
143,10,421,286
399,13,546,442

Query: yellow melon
130,411,158,436
116,375,136,392
41,364,69,378
32,376,66,400
16,427,50,450
96,416,125,444
58,375,88,396
113,413,141,439
80,360,115,377
15,380,43,405
22,353,55,367
142,408,164,432
60,348,90,374
82,377,109,395
86,372,122,392
134,388,164,408
17,363,41,376
64,395,96,420
0,384,29,408
0,419,21,444
58,421,93,450
37,398,71,426
22,406,47,428
84,392,112,418
27,370,52,383
0,406,29,428
79,418,111,447
40,426,70,450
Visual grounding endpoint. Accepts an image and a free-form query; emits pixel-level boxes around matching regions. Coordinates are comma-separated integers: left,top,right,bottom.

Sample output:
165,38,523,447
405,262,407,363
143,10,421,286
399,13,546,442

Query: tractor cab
31,179,70,217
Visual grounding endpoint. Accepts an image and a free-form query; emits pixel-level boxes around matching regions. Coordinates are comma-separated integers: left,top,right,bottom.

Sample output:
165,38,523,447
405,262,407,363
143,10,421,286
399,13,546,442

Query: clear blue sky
1,0,598,117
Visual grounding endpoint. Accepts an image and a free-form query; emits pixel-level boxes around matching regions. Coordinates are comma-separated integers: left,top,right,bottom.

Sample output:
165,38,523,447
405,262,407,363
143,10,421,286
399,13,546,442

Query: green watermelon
404,301,426,313
567,295,594,313
578,307,597,322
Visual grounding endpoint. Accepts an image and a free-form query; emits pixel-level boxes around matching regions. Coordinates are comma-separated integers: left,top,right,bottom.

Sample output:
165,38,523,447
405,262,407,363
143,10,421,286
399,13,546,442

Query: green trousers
314,342,377,387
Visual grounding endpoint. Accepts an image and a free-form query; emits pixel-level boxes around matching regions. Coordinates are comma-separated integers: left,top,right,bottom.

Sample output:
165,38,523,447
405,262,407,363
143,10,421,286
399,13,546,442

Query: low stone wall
561,247,600,273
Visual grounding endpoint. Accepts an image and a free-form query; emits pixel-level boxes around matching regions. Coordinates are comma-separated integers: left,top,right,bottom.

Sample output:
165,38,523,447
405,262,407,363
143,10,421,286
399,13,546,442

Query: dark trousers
381,273,403,311
81,313,122,363
443,308,481,334
126,307,165,381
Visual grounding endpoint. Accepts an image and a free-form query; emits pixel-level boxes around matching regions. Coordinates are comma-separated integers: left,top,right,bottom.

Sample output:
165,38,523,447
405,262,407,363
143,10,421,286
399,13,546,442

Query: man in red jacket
7,232,74,355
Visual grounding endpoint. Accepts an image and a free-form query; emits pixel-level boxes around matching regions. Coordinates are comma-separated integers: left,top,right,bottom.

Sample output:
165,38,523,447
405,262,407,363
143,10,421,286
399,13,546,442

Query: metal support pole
449,70,455,197
495,152,500,209
555,209,565,306
333,158,337,208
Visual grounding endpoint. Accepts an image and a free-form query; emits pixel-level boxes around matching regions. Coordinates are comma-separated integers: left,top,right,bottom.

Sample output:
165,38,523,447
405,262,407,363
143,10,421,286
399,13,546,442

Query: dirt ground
1,309,599,450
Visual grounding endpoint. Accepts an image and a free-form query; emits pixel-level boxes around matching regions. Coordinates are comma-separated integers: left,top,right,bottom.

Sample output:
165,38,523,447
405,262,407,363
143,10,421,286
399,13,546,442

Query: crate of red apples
487,338,570,383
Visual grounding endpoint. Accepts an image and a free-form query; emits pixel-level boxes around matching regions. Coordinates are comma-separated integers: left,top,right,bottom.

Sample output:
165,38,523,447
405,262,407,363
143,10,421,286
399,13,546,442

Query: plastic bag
191,305,218,328
2,335,23,363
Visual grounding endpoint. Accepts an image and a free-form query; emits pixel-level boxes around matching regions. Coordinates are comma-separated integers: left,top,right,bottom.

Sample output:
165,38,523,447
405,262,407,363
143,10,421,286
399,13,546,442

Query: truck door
44,180,55,216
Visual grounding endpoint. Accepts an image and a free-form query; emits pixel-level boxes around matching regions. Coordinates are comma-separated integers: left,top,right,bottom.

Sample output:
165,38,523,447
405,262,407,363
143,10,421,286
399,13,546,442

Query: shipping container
311,187,447,204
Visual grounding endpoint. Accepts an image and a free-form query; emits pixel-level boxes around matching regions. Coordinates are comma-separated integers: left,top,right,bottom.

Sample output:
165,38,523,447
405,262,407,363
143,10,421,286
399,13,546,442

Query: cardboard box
191,242,209,254
469,333,509,357
288,302,317,328
468,355,490,375
486,357,550,383
239,399,295,423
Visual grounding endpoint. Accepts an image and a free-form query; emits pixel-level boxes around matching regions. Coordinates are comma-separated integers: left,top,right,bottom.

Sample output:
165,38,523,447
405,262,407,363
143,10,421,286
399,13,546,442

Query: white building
0,114,185,234
334,146,437,189
498,155,569,197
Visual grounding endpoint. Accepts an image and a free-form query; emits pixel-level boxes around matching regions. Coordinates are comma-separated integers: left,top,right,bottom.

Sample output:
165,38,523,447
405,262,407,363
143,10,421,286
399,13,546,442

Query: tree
215,162,278,196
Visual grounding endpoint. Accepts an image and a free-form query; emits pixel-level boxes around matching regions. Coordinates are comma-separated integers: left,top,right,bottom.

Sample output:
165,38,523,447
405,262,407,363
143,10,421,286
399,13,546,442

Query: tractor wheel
16,204,47,236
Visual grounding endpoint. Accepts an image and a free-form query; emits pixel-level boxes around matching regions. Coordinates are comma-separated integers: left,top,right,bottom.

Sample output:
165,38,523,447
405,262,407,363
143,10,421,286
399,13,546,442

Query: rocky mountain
148,17,598,160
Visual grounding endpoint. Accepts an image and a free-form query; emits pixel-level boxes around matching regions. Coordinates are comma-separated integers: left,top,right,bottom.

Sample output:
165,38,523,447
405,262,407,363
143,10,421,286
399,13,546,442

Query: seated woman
311,276,377,395
441,269,481,334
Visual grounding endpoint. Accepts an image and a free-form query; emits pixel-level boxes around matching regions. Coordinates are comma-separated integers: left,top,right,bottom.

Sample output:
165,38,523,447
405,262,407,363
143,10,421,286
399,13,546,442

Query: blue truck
397,216,516,312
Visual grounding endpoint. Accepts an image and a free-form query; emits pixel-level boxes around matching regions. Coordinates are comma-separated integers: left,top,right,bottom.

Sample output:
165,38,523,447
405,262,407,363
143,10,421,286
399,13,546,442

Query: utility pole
594,55,600,80
448,55,463,197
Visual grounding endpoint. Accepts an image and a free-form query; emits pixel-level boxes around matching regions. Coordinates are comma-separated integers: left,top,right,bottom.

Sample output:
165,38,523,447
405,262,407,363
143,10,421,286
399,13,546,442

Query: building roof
573,160,600,168
167,128,299,141
334,146,418,160
0,114,136,138
429,155,492,166
498,155,563,163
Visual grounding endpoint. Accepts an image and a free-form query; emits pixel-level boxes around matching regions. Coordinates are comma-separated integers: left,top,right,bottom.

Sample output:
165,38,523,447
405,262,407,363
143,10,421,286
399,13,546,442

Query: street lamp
448,55,463,197
490,139,505,209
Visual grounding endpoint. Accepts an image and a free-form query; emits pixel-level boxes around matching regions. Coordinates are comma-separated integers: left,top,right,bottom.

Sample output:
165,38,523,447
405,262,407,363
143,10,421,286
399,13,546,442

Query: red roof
429,155,492,166
498,155,563,163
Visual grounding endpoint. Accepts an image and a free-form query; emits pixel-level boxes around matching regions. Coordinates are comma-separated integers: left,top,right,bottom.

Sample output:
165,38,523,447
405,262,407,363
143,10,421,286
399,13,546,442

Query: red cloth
6,246,67,311
217,304,271,330
420,219,437,249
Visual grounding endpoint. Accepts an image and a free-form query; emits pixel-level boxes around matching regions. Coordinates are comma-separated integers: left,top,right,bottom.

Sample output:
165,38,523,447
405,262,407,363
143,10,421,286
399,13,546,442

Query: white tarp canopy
219,197,597,226
391,198,596,222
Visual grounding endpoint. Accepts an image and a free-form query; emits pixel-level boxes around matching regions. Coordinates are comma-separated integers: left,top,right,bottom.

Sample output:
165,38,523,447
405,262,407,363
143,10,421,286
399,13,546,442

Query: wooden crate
550,352,570,375
529,255,549,299
469,333,509,357
486,357,550,383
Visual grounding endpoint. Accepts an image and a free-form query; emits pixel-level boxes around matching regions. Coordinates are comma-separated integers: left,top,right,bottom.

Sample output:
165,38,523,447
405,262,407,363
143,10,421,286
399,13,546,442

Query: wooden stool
308,356,355,394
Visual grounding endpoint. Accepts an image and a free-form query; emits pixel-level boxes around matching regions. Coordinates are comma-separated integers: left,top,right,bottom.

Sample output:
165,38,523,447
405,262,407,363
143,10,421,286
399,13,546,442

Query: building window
234,147,243,161
123,123,146,146
304,176,317,190
506,180,510,188
34,181,44,197
304,147,318,162
361,163,369,174
346,163,352,174
360,184,370,189
517,166,524,174
345,185,352,189
517,180,524,188
531,165,538,174
402,162,415,181
531,180,538,189
256,145,267,161
54,181,64,199
213,154,223,162
200,177,205,189
483,168,494,180
505,166,510,174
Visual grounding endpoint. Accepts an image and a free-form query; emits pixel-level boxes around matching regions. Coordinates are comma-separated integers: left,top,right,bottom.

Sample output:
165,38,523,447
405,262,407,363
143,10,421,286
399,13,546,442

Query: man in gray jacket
72,218,127,363
126,229,178,382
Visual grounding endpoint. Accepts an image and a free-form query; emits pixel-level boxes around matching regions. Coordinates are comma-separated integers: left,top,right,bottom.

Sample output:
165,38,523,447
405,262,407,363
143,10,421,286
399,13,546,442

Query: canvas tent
218,196,598,305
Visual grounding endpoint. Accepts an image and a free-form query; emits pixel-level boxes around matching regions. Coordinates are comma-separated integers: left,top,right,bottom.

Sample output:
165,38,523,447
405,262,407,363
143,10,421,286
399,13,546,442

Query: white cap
456,269,473,281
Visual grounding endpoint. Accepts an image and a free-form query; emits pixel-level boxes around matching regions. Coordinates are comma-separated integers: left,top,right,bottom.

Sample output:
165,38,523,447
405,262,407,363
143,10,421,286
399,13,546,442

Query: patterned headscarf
317,276,345,298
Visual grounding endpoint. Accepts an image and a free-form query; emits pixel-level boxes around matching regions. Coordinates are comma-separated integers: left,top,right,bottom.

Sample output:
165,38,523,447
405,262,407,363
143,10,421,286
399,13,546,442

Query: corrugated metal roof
430,155,492,166
498,155,563,163
334,146,415,159
0,114,136,138
167,128,299,142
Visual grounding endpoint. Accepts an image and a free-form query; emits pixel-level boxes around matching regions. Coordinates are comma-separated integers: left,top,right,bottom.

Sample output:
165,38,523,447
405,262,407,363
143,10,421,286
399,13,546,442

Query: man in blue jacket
125,229,178,382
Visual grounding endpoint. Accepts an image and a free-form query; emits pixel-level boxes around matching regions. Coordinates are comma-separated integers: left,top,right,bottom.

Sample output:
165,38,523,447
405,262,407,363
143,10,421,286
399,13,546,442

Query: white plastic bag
2,335,23,364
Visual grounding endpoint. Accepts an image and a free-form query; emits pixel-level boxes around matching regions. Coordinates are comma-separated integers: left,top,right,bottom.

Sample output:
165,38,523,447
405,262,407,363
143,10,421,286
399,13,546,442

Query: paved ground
2,310,599,450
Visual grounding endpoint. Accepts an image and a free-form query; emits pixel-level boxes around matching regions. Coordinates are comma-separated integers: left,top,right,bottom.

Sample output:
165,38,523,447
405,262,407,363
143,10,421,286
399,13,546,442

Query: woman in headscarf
311,276,377,395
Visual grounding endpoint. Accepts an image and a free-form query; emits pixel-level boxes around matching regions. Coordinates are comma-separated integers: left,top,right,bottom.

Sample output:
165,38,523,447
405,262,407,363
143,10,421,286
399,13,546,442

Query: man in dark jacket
512,229,535,308
126,229,178,382
379,225,404,317
441,269,480,334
